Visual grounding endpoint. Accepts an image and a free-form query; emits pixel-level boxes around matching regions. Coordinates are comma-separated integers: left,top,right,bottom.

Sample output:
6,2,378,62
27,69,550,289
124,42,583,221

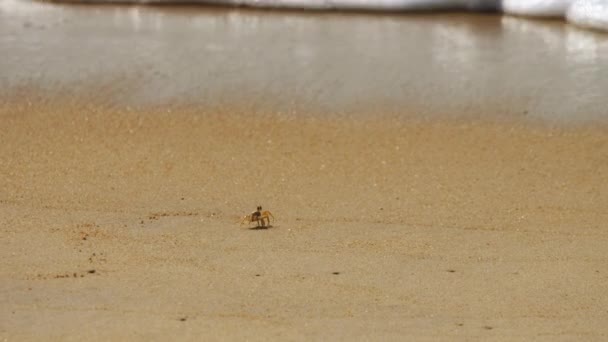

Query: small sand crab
241,206,275,228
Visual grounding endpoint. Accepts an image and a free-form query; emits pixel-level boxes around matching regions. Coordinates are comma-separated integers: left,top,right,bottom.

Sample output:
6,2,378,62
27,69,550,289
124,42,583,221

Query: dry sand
1,100,607,340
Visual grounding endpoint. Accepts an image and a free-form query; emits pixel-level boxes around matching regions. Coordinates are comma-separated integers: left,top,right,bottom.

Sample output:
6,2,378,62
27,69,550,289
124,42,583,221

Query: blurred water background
1,0,607,123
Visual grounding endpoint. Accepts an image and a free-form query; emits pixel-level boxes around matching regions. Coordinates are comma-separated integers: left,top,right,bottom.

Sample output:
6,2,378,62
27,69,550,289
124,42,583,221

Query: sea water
35,0,608,32
1,0,607,123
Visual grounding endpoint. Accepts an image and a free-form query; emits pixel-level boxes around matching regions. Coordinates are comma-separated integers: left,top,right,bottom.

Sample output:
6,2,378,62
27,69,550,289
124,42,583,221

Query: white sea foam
502,0,608,32
567,0,608,31
501,0,573,17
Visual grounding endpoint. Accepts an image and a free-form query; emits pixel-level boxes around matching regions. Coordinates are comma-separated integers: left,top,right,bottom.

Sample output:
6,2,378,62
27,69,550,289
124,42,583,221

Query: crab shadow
247,225,275,231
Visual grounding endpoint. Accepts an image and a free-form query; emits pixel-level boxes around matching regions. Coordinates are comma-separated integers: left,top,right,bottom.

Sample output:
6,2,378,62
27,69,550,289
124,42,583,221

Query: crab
241,206,275,228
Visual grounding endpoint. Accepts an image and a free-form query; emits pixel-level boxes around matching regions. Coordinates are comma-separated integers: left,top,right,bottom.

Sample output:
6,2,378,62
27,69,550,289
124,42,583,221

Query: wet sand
1,99,608,340
2,1,608,123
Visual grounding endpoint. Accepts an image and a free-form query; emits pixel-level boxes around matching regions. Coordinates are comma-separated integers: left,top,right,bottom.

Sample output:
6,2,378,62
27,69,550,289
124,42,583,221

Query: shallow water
1,0,607,123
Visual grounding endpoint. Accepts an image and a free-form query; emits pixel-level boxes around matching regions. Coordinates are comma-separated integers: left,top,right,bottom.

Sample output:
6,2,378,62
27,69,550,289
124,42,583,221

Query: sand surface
1,100,608,340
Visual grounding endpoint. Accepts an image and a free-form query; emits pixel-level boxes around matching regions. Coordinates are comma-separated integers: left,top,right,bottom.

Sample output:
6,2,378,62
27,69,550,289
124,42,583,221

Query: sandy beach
2,1,608,339
1,98,607,340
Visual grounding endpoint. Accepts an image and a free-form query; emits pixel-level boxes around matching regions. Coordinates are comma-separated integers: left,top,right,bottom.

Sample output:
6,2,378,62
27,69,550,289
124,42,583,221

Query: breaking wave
566,0,608,31
502,1,608,32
